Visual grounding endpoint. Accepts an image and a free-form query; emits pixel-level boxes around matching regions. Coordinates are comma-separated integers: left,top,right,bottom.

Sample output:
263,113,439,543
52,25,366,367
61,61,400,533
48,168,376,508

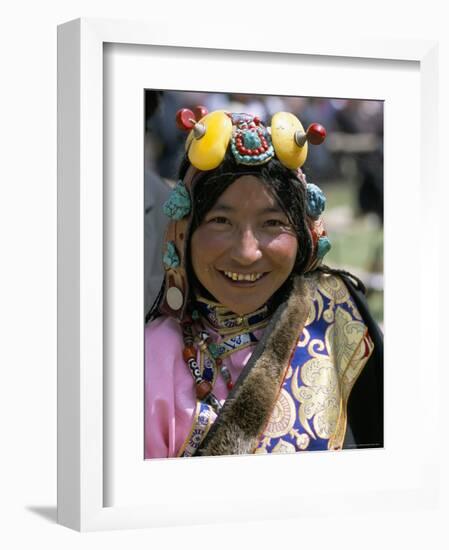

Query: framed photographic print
143,89,384,461
57,18,441,532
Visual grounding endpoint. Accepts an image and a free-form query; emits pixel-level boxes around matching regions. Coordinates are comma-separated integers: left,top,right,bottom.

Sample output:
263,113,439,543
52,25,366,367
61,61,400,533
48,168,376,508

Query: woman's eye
208,216,230,225
264,219,286,227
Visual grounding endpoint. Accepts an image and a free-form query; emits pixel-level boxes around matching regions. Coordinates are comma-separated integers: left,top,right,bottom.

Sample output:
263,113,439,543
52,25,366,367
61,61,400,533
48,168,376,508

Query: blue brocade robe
181,271,382,457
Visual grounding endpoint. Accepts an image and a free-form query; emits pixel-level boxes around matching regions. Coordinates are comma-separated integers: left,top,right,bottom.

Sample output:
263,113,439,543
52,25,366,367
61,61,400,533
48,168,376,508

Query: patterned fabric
194,298,269,334
145,314,259,459
179,275,373,456
178,401,216,458
256,275,373,453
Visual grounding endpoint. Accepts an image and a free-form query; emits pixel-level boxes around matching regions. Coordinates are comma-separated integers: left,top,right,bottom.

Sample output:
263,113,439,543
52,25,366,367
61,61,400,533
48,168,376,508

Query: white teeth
224,271,263,282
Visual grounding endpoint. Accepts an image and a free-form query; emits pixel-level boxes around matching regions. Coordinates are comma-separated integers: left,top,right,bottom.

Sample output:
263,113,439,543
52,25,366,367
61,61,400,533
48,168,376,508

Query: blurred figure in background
144,91,173,313
332,99,383,221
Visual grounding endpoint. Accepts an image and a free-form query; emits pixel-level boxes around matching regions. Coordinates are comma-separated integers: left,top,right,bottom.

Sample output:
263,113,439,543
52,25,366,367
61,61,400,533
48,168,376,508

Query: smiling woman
191,176,298,316
145,108,383,459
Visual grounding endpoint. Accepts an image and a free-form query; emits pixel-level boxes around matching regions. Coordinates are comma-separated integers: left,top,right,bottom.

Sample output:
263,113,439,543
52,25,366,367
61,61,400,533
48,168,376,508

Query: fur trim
195,274,318,456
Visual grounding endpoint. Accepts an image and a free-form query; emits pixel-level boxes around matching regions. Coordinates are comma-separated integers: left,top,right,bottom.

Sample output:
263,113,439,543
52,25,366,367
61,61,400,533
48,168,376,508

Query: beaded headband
176,107,326,170
158,108,331,321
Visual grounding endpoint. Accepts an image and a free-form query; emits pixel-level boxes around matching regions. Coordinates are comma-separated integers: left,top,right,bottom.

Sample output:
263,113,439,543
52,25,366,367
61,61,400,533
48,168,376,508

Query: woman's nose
230,228,262,265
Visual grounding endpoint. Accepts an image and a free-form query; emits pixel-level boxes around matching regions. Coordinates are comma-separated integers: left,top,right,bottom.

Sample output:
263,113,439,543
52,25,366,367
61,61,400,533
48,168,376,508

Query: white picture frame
57,17,442,532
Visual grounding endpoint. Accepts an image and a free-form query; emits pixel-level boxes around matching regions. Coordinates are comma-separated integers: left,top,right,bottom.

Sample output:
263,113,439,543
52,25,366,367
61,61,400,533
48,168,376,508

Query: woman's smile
190,176,298,315
219,269,268,285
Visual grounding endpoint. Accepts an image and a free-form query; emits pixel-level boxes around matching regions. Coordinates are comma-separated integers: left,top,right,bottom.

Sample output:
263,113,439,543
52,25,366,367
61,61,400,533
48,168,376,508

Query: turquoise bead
163,180,191,220
307,183,326,219
317,236,332,259
163,241,180,269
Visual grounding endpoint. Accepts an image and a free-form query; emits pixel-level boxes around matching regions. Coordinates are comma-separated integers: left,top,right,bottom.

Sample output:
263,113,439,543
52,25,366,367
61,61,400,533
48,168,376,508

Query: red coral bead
196,380,212,400
176,109,196,131
193,105,208,120
182,346,196,362
226,381,234,390
181,315,192,325
306,123,327,145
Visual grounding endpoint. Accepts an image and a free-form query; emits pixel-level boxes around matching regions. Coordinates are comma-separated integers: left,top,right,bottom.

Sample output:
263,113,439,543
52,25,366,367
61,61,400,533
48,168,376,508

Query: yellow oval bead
271,112,308,169
187,111,232,171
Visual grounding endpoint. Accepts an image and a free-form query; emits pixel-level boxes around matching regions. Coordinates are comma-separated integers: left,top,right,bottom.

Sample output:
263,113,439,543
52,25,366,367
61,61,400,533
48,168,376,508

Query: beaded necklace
181,300,271,414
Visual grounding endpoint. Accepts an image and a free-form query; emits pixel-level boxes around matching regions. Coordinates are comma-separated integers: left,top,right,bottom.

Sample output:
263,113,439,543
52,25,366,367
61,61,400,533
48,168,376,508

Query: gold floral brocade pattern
263,389,296,438
259,274,374,453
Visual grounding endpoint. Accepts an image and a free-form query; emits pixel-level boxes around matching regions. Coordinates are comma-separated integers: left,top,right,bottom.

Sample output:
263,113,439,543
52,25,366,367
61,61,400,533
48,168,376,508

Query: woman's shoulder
303,269,370,322
304,269,353,299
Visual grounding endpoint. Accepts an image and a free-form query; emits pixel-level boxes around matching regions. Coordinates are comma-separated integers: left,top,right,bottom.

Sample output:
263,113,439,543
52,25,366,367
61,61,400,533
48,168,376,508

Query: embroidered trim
209,331,259,359
178,401,217,458
328,328,374,449
195,298,269,335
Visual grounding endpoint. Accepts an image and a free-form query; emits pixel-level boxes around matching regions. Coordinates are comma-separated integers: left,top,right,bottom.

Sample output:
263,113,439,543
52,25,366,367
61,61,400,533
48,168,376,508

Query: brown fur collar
195,274,317,456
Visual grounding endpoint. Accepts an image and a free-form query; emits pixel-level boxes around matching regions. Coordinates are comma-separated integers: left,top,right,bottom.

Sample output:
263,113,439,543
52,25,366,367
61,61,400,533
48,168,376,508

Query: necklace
195,297,270,335
181,319,222,413
181,302,271,413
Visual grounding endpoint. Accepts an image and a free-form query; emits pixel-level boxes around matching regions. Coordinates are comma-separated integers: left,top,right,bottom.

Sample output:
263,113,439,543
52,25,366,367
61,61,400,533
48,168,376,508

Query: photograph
51,10,445,538
143,90,384,459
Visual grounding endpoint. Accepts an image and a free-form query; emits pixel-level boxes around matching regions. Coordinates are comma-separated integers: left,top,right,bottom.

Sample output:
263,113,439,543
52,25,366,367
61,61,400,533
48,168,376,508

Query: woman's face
190,175,298,315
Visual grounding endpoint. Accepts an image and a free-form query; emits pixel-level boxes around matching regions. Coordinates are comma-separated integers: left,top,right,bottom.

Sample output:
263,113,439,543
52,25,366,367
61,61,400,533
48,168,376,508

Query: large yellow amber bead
271,112,308,169
186,111,232,171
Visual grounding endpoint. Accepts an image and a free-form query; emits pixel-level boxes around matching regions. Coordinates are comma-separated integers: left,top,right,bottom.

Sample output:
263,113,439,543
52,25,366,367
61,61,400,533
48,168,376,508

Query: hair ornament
270,111,309,169
271,114,326,170
176,105,208,132
163,241,181,269
176,107,326,172
306,216,332,271
306,182,326,219
230,113,275,165
294,123,327,147
157,110,330,320
317,236,332,260
163,180,191,220
177,108,233,171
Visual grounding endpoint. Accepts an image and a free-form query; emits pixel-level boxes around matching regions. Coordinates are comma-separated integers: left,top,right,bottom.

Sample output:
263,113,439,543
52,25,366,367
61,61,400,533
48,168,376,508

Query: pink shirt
145,316,261,458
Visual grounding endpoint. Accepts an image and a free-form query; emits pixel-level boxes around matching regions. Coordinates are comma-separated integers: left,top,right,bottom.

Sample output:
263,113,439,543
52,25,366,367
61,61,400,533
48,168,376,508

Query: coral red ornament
176,108,196,131
196,380,213,400
306,123,327,145
193,105,208,120
182,346,196,362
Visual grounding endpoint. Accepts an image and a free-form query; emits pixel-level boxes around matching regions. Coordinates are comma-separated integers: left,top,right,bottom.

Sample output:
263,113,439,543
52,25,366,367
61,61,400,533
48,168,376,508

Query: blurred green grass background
321,180,384,326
